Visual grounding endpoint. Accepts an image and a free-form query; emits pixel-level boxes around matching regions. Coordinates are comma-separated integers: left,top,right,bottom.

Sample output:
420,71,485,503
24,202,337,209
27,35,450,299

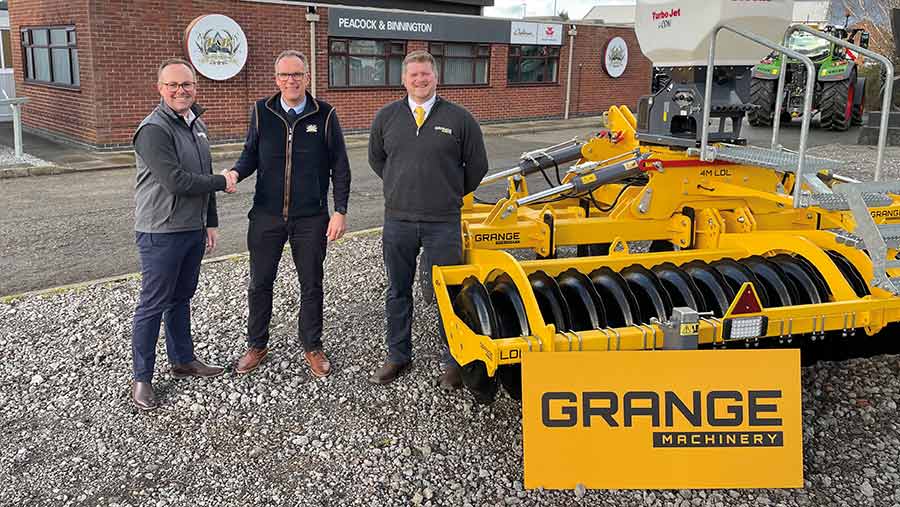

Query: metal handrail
1,97,30,159
700,24,815,209
774,24,894,181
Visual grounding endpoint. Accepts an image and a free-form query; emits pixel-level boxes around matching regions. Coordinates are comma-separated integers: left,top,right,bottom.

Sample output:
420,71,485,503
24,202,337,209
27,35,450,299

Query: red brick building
8,0,651,148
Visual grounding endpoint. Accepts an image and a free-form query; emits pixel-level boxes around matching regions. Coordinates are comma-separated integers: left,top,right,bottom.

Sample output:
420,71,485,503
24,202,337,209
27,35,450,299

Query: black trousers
383,218,462,366
247,210,329,351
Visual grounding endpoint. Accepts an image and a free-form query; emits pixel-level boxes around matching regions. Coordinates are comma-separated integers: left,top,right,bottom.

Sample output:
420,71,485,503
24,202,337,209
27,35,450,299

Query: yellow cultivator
432,0,899,404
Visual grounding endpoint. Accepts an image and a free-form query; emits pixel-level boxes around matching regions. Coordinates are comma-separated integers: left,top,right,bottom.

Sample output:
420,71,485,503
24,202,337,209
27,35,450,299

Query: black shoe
171,359,225,379
438,364,462,391
132,381,158,411
368,361,412,385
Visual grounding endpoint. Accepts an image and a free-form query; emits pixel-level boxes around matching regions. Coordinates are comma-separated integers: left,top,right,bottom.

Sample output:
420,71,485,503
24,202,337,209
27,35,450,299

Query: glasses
276,72,307,82
161,81,196,92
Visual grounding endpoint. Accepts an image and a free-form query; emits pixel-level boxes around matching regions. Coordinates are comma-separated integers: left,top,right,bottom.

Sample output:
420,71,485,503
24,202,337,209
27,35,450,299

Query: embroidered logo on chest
196,132,208,139
434,126,453,135
306,124,318,134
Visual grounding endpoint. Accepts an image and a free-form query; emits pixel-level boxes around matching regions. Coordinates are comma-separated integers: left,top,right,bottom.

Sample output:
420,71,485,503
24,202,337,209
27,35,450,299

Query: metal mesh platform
805,192,894,211
710,145,846,173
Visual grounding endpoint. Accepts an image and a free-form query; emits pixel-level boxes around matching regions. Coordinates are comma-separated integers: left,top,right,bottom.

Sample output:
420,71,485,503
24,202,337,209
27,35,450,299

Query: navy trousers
132,230,205,382
383,218,462,366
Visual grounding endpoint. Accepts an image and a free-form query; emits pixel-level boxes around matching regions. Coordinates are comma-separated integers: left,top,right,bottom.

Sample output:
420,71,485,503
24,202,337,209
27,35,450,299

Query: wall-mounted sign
603,36,629,78
184,14,247,81
328,8,562,46
329,7,508,43
510,21,563,45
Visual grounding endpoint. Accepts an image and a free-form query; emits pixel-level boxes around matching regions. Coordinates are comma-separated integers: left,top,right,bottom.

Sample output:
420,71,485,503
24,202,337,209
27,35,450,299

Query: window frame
0,28,12,69
20,25,80,89
428,42,491,87
327,37,406,89
507,44,561,85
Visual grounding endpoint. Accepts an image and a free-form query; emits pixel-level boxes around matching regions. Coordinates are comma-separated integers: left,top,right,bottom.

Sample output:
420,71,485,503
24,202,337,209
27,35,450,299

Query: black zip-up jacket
233,92,351,218
369,96,488,222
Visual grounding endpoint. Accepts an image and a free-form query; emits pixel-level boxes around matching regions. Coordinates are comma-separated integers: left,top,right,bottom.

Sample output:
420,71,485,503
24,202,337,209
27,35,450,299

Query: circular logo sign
603,36,629,79
184,14,247,81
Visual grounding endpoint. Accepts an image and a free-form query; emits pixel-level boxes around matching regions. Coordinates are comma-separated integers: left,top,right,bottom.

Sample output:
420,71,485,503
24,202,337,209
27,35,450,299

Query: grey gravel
0,144,51,168
4,144,900,505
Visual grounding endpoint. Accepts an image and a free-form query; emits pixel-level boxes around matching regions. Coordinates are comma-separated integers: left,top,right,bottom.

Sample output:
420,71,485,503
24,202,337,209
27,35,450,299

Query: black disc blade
486,273,528,401
651,262,706,311
681,260,734,318
826,250,870,297
769,255,823,305
452,276,500,404
589,267,640,327
529,271,573,332
742,256,795,308
620,264,673,323
771,253,830,302
557,268,607,330
711,258,770,308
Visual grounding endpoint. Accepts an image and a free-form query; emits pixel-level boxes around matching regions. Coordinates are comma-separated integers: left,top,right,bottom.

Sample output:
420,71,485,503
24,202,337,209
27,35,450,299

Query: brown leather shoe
132,381,158,411
438,364,463,391
171,359,225,379
368,361,412,385
235,347,268,374
304,349,332,378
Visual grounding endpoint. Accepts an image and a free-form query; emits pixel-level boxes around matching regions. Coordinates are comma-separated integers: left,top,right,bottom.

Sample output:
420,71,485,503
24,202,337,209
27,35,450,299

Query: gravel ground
0,145,51,168
4,144,900,506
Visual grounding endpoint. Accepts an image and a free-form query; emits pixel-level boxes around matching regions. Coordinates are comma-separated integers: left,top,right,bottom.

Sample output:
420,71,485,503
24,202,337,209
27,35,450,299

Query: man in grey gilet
130,58,237,411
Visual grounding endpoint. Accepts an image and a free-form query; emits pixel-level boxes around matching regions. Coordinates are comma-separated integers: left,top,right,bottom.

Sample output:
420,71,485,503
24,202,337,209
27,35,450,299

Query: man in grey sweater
368,50,489,389
130,58,236,411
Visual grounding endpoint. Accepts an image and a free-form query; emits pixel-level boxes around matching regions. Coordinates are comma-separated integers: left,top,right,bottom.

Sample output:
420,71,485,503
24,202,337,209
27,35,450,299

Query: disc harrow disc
529,271,573,332
589,267,640,327
681,260,735,317
742,256,795,308
711,258,770,308
557,268,607,331
826,250,870,297
486,273,528,401
652,262,706,311
620,265,673,323
452,276,500,404
770,254,830,303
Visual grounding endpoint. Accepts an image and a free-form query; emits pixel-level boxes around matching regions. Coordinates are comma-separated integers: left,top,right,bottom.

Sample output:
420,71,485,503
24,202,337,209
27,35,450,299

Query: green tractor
748,22,870,131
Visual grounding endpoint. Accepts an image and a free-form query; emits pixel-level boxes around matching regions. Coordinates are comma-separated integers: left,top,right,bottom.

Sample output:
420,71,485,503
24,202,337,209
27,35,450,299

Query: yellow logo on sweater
434,126,452,135
306,124,318,133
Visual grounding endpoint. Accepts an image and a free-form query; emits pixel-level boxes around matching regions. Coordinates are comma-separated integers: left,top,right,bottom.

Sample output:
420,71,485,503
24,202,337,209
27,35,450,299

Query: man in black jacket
131,58,235,411
368,50,489,388
224,50,351,378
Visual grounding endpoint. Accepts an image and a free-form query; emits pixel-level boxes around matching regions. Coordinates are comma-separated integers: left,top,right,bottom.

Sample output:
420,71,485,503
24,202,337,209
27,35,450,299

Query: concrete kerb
0,226,385,304
0,116,603,179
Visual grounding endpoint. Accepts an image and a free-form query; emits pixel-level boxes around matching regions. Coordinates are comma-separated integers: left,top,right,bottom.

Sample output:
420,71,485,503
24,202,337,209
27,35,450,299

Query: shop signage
184,14,248,81
328,8,562,46
521,350,803,489
510,22,563,45
603,36,629,78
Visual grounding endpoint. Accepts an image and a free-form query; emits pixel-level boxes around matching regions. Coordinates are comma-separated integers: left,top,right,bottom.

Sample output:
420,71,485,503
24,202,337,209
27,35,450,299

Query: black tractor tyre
820,76,854,131
748,78,777,127
852,79,865,127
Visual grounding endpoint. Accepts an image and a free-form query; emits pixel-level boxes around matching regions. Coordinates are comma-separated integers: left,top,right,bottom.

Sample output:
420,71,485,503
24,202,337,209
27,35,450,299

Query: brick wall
9,0,651,148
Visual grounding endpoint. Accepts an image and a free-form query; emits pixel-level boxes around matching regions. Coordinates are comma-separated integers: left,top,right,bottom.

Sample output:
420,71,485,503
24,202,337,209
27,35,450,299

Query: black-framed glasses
276,72,307,82
160,81,196,92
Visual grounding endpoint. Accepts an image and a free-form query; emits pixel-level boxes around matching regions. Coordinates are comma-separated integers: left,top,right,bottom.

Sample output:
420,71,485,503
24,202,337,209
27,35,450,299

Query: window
1,29,11,69
429,43,490,85
20,26,79,87
329,38,405,87
508,45,560,84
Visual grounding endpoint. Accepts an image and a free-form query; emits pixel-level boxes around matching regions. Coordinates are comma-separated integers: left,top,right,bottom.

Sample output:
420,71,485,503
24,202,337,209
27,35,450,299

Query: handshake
222,169,239,194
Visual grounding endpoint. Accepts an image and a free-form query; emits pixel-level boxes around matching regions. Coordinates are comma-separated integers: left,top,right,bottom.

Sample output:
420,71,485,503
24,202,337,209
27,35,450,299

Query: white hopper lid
634,0,794,67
